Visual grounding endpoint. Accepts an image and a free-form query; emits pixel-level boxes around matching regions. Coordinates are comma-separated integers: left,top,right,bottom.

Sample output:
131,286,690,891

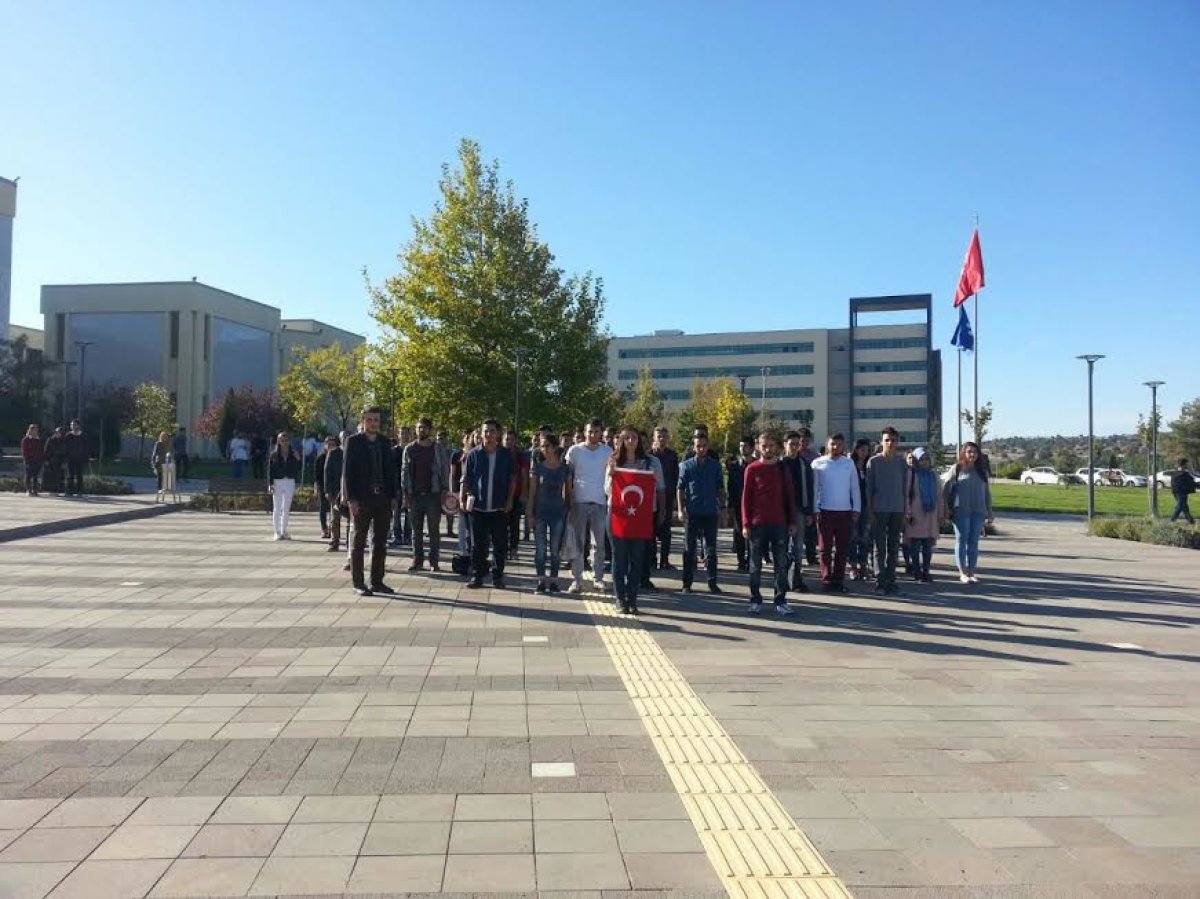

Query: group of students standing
263,406,995,618
19,421,91,496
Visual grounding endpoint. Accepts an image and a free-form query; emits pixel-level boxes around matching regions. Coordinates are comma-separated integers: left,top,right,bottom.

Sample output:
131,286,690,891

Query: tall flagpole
972,214,981,444
957,345,963,448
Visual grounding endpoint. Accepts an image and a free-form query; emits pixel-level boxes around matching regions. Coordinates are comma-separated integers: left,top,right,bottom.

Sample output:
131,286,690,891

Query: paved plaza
0,498,1196,898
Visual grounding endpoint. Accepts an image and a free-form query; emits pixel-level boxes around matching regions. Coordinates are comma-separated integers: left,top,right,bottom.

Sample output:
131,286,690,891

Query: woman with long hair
20,424,44,496
942,441,994,583
529,433,570,593
605,426,655,614
848,438,872,580
904,448,940,581
267,431,302,541
151,430,171,492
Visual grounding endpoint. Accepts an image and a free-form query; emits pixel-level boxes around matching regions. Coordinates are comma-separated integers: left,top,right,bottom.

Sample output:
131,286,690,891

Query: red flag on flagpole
953,229,985,307
609,468,657,540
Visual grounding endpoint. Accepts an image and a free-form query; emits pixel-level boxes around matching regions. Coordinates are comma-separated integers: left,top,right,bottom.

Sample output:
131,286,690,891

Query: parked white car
1157,469,1200,489
1020,466,1063,485
1074,468,1146,487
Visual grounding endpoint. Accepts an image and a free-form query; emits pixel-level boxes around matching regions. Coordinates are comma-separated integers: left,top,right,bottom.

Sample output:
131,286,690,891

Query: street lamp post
760,367,770,420
74,341,95,421
385,367,399,433
514,350,526,439
737,375,748,396
1143,380,1165,518
1077,354,1104,526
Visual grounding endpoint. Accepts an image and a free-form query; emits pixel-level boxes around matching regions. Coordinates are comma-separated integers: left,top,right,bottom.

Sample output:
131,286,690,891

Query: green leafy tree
712,381,756,455
279,343,367,434
0,336,51,442
369,138,621,436
676,377,717,444
961,400,994,445
1162,398,1200,467
622,365,666,434
125,382,176,460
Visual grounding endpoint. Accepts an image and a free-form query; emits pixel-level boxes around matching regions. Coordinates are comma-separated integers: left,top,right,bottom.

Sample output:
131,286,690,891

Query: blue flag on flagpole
951,305,974,352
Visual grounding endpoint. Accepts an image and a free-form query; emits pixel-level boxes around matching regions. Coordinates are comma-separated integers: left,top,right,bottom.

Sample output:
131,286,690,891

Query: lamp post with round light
1076,354,1104,525
1143,380,1165,518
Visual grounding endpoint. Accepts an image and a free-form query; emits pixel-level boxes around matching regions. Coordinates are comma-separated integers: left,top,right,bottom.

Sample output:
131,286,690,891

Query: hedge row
0,476,134,496
188,486,321,513
1090,517,1199,549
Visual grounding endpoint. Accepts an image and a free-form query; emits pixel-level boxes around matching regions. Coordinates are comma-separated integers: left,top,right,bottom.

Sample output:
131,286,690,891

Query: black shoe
371,582,395,595
467,579,485,589
629,603,640,615
548,580,560,593
681,585,693,594
736,563,748,573
707,581,722,594
620,603,631,614
407,563,425,572
794,580,810,593
492,575,506,589
534,580,547,594
659,562,676,571
641,579,655,591
353,584,373,597
873,584,887,595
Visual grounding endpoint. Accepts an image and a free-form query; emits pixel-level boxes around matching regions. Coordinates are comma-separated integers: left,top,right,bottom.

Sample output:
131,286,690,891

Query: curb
0,502,185,543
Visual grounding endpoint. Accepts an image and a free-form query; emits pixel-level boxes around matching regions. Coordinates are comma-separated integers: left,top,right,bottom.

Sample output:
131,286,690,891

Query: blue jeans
908,538,932,578
232,459,245,478
682,513,718,587
1171,494,1194,524
748,524,789,604
611,537,646,607
952,511,986,573
533,511,565,579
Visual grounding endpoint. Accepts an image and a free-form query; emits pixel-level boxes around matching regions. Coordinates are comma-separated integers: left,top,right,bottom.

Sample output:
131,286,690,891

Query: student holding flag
605,426,662,615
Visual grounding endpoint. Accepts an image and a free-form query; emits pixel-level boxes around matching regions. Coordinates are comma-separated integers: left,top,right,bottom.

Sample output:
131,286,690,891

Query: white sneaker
968,575,979,583
748,602,763,615
272,534,283,541
775,602,794,616
959,574,971,584
566,582,582,594
593,579,605,592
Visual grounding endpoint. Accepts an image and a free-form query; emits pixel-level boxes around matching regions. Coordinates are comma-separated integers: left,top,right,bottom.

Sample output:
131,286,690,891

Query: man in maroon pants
810,433,862,593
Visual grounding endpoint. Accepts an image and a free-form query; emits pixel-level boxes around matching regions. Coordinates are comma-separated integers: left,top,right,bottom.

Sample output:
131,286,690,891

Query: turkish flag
953,229,985,307
609,468,657,540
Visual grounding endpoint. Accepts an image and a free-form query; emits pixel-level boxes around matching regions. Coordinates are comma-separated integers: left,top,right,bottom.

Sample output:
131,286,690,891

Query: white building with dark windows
607,294,940,446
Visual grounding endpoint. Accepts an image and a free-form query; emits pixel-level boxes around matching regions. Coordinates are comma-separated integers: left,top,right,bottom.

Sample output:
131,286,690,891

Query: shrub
1090,516,1199,549
0,476,134,496
997,461,1026,480
188,486,320,513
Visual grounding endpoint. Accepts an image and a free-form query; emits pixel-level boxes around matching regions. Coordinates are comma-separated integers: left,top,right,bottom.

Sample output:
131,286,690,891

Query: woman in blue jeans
942,441,994,584
528,433,569,594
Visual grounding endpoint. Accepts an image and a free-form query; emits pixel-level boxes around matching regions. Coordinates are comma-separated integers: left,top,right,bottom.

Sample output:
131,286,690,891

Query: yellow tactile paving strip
585,599,854,899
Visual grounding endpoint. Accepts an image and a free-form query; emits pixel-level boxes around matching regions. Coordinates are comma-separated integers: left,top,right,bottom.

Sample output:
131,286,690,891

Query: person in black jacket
43,427,67,495
1170,459,1196,524
267,432,302,540
782,431,815,593
342,407,398,596
64,419,90,496
323,436,345,551
725,437,756,572
314,437,335,539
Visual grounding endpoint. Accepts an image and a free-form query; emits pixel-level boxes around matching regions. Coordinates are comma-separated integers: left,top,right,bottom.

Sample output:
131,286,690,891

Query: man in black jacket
1170,459,1196,525
726,437,756,572
323,436,345,551
64,419,90,496
782,431,815,593
341,407,397,596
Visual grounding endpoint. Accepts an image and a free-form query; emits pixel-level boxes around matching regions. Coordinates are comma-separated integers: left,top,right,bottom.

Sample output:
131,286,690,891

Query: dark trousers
682,514,718,587
351,495,392,588
656,516,673,566
1171,494,1194,524
612,537,646,607
318,493,330,533
507,502,522,552
66,461,85,495
251,457,265,479
43,461,63,493
393,505,412,544
908,538,933,578
175,453,190,480
411,493,443,564
24,462,43,492
330,503,345,549
748,524,789,604
731,506,747,567
816,511,853,585
470,510,508,580
872,512,905,588
804,520,818,565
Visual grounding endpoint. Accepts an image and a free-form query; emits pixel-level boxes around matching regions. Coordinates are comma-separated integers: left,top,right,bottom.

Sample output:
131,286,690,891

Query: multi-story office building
607,294,939,446
0,177,16,342
40,280,363,452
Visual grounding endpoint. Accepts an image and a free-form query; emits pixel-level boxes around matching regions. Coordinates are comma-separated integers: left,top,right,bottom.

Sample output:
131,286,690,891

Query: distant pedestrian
606,425,658,614
1169,459,1195,525
461,419,517,589
904,447,940,582
267,432,302,541
43,427,66,494
323,435,344,552
782,431,815,593
677,431,725,593
64,419,89,496
504,429,529,556
343,407,398,596
865,427,907,595
651,427,680,570
314,436,337,539
250,433,268,479
391,425,414,548
741,431,798,616
528,433,569,593
151,430,172,491
172,426,190,480
229,432,250,479
797,427,819,565
566,419,613,594
943,441,994,583
811,433,859,593
726,437,755,572
402,417,450,572
20,424,44,496
848,439,873,580
449,430,474,556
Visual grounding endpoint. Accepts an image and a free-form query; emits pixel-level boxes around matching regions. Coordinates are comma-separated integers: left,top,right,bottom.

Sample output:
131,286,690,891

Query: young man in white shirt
811,432,861,593
565,419,612,593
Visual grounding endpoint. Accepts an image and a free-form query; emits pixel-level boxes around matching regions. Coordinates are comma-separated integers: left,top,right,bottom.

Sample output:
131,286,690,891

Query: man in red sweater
741,431,798,616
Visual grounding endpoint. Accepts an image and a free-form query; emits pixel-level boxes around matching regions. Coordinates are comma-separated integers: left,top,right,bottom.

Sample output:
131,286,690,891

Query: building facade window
855,407,927,419
617,364,814,380
618,341,814,360
854,360,926,373
169,312,180,359
853,337,926,350
855,385,928,396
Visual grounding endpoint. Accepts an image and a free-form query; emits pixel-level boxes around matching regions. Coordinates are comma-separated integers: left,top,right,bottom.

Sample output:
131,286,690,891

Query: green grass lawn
990,481,1184,517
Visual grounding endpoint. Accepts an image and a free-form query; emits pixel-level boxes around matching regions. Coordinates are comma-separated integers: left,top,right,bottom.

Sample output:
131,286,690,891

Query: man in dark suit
782,430,816,593
323,435,345,552
341,407,397,596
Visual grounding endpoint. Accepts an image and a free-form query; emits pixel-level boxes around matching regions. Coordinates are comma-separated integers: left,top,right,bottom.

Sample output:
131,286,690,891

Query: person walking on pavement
528,433,570,594
866,427,908,595
943,441,994,583
402,417,450,572
726,437,755,572
171,426,190,481
1170,459,1196,524
64,419,89,496
741,431,798,616
267,432,301,541
343,407,398,596
677,431,726,594
904,447,940,582
460,419,517,589
566,419,613,594
20,424,44,496
811,433,860,593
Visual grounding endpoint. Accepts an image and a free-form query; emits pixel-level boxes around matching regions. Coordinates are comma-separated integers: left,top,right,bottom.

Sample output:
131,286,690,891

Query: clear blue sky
4,1,1197,437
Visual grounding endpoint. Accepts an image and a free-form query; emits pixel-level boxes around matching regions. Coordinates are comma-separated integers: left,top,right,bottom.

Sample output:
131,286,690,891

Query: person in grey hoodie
865,427,908,595
942,441,994,583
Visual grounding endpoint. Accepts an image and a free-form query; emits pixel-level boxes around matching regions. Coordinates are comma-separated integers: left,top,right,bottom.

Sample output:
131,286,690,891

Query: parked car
1073,468,1145,487
1020,466,1063,485
1157,469,1200,490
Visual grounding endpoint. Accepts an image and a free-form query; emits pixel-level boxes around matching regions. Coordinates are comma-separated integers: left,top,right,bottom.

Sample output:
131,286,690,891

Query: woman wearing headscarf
904,447,940,582
267,431,302,541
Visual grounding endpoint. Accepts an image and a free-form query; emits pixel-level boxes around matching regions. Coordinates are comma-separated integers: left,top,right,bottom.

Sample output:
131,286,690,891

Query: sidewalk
0,491,184,543
0,511,1193,897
